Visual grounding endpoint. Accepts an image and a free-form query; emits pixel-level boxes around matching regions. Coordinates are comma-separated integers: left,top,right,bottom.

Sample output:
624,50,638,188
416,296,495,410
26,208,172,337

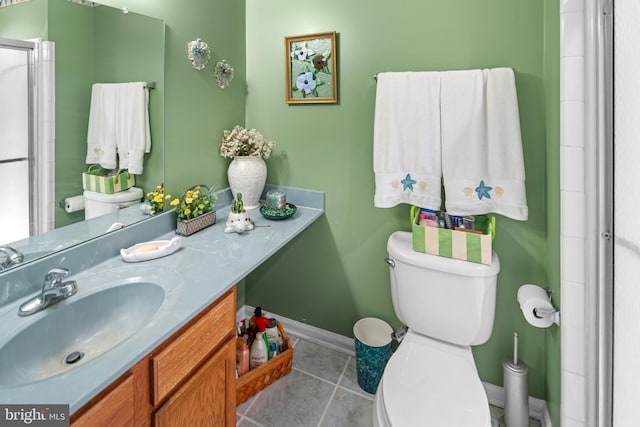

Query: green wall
244,0,560,424
0,0,46,38
48,0,94,227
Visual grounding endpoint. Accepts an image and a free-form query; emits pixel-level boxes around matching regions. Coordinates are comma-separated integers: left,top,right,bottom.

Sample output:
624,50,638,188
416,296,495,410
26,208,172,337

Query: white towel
373,72,442,209
115,82,151,174
440,67,528,220
85,82,151,174
86,84,118,169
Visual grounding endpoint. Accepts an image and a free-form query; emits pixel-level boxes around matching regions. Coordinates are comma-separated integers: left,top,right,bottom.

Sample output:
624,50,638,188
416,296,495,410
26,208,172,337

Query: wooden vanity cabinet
71,287,236,427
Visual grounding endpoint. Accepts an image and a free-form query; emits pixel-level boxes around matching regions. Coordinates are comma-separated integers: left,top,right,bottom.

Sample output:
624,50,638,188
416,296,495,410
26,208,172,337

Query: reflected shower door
0,44,31,245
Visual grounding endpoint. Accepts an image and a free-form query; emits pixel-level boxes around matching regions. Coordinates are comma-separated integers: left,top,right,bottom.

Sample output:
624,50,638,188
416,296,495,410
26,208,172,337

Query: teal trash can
353,317,393,394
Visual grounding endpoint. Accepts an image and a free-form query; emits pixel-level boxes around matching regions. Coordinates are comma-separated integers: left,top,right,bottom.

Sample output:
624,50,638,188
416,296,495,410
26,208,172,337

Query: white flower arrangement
220,125,276,159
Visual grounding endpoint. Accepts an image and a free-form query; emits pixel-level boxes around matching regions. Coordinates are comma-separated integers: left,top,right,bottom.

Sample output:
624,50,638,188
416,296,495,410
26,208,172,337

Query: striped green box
82,171,135,194
411,210,493,265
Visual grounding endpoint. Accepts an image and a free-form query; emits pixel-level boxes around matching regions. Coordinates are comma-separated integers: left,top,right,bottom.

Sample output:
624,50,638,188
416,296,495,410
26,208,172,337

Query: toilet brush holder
503,358,529,427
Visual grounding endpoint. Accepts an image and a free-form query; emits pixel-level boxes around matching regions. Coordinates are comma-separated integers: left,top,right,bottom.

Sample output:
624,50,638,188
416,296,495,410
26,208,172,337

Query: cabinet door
154,337,236,427
151,289,235,405
71,373,135,427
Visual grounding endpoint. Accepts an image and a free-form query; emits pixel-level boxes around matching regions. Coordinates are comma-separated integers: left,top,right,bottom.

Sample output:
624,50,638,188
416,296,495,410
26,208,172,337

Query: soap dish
260,203,297,220
121,236,182,262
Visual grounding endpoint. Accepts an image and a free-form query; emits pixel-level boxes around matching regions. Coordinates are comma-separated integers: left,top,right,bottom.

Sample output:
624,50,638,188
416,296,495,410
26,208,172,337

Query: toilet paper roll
64,195,85,213
517,284,555,328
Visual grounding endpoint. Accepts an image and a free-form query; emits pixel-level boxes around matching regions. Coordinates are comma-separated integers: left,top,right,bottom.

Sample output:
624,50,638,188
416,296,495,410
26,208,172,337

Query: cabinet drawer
151,289,235,405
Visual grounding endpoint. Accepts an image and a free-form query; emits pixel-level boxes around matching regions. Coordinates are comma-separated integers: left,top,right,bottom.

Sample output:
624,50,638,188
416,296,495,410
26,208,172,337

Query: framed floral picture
285,31,337,104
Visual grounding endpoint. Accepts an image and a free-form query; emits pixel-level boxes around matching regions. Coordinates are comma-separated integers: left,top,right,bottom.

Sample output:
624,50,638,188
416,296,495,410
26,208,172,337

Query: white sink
0,281,164,386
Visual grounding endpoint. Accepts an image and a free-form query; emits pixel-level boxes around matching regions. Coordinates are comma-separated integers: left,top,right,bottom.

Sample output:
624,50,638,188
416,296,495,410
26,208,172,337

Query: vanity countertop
0,186,324,413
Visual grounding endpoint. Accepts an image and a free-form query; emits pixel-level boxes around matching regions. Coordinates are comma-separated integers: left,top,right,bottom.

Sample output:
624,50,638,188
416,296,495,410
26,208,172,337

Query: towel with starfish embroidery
440,68,528,220
373,71,443,210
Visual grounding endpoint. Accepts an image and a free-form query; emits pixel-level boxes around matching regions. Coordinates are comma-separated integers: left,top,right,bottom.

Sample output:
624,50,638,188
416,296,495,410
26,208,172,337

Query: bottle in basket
250,317,270,369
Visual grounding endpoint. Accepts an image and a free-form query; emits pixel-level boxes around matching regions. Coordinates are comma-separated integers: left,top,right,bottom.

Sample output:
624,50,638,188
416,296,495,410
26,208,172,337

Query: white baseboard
237,305,551,427
483,383,552,427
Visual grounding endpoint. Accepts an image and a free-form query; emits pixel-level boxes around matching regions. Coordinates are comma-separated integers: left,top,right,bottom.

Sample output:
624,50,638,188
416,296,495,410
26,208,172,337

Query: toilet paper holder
517,284,561,327
533,287,558,319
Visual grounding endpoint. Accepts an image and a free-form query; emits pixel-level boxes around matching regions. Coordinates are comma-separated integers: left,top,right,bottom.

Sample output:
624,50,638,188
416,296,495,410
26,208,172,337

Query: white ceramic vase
227,156,267,210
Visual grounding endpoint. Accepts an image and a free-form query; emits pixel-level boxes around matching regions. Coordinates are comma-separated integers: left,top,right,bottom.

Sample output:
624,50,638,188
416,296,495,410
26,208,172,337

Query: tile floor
236,332,369,427
236,332,542,427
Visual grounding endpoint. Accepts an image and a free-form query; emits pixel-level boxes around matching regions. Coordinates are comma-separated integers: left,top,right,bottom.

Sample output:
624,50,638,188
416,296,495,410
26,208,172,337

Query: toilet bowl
373,331,491,427
83,187,143,219
374,231,500,426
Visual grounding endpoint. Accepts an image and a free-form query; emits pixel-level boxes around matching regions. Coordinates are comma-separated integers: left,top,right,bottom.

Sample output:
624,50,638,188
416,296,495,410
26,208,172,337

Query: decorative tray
120,236,182,262
259,203,297,220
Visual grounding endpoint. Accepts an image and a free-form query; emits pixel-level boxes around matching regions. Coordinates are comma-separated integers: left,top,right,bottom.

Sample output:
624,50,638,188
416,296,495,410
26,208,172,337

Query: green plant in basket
146,184,172,214
171,185,217,220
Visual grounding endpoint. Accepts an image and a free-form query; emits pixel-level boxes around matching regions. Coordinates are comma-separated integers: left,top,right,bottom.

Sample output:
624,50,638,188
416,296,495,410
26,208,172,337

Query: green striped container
82,171,135,194
411,209,494,265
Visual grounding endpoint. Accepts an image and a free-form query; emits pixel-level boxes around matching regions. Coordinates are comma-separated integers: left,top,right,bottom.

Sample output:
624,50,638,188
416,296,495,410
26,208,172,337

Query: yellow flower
165,194,172,200
186,197,193,204
184,208,191,216
154,194,164,203
198,203,204,209
186,191,193,197
156,185,163,190
170,199,179,206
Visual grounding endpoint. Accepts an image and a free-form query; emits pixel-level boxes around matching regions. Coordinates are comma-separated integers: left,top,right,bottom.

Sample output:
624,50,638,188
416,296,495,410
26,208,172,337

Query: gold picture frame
285,31,337,104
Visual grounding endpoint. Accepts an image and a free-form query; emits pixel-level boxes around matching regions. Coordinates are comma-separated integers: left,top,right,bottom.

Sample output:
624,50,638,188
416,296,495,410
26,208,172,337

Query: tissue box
82,167,134,194
411,208,494,265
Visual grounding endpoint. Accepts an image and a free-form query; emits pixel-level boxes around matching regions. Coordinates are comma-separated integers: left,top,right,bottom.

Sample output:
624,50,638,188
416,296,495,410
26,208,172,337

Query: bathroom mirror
0,0,165,272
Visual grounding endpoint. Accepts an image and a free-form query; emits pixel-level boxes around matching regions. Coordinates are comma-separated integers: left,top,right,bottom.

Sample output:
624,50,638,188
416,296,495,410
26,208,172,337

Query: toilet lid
381,334,491,426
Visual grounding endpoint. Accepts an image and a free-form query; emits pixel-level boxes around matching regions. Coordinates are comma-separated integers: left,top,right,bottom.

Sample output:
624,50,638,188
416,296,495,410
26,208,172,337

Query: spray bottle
250,316,270,369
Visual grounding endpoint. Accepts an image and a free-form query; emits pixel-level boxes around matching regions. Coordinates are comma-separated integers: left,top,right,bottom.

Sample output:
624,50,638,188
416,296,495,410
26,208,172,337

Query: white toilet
83,187,144,219
374,231,500,427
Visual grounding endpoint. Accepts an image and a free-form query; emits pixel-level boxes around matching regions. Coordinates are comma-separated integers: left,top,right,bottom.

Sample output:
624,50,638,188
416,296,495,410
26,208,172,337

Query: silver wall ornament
187,39,211,71
214,60,234,89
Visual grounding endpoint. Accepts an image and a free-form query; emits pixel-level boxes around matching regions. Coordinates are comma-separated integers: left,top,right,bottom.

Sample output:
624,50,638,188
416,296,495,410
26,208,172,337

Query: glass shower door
613,2,640,424
0,45,31,245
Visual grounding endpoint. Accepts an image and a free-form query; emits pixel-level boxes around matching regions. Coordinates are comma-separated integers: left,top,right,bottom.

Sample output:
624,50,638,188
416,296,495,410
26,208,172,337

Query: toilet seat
376,331,491,427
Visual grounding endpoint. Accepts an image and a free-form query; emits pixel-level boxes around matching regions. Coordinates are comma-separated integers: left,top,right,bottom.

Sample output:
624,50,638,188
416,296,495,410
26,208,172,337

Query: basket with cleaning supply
236,311,293,405
82,165,135,194
410,206,495,265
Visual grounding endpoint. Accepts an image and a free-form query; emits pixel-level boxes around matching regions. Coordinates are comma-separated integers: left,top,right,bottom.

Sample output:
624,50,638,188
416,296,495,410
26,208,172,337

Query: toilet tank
386,231,500,346
83,187,144,220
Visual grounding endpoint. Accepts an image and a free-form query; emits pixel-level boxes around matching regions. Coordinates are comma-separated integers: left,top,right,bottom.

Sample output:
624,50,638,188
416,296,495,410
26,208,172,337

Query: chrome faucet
18,268,77,316
0,245,24,269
